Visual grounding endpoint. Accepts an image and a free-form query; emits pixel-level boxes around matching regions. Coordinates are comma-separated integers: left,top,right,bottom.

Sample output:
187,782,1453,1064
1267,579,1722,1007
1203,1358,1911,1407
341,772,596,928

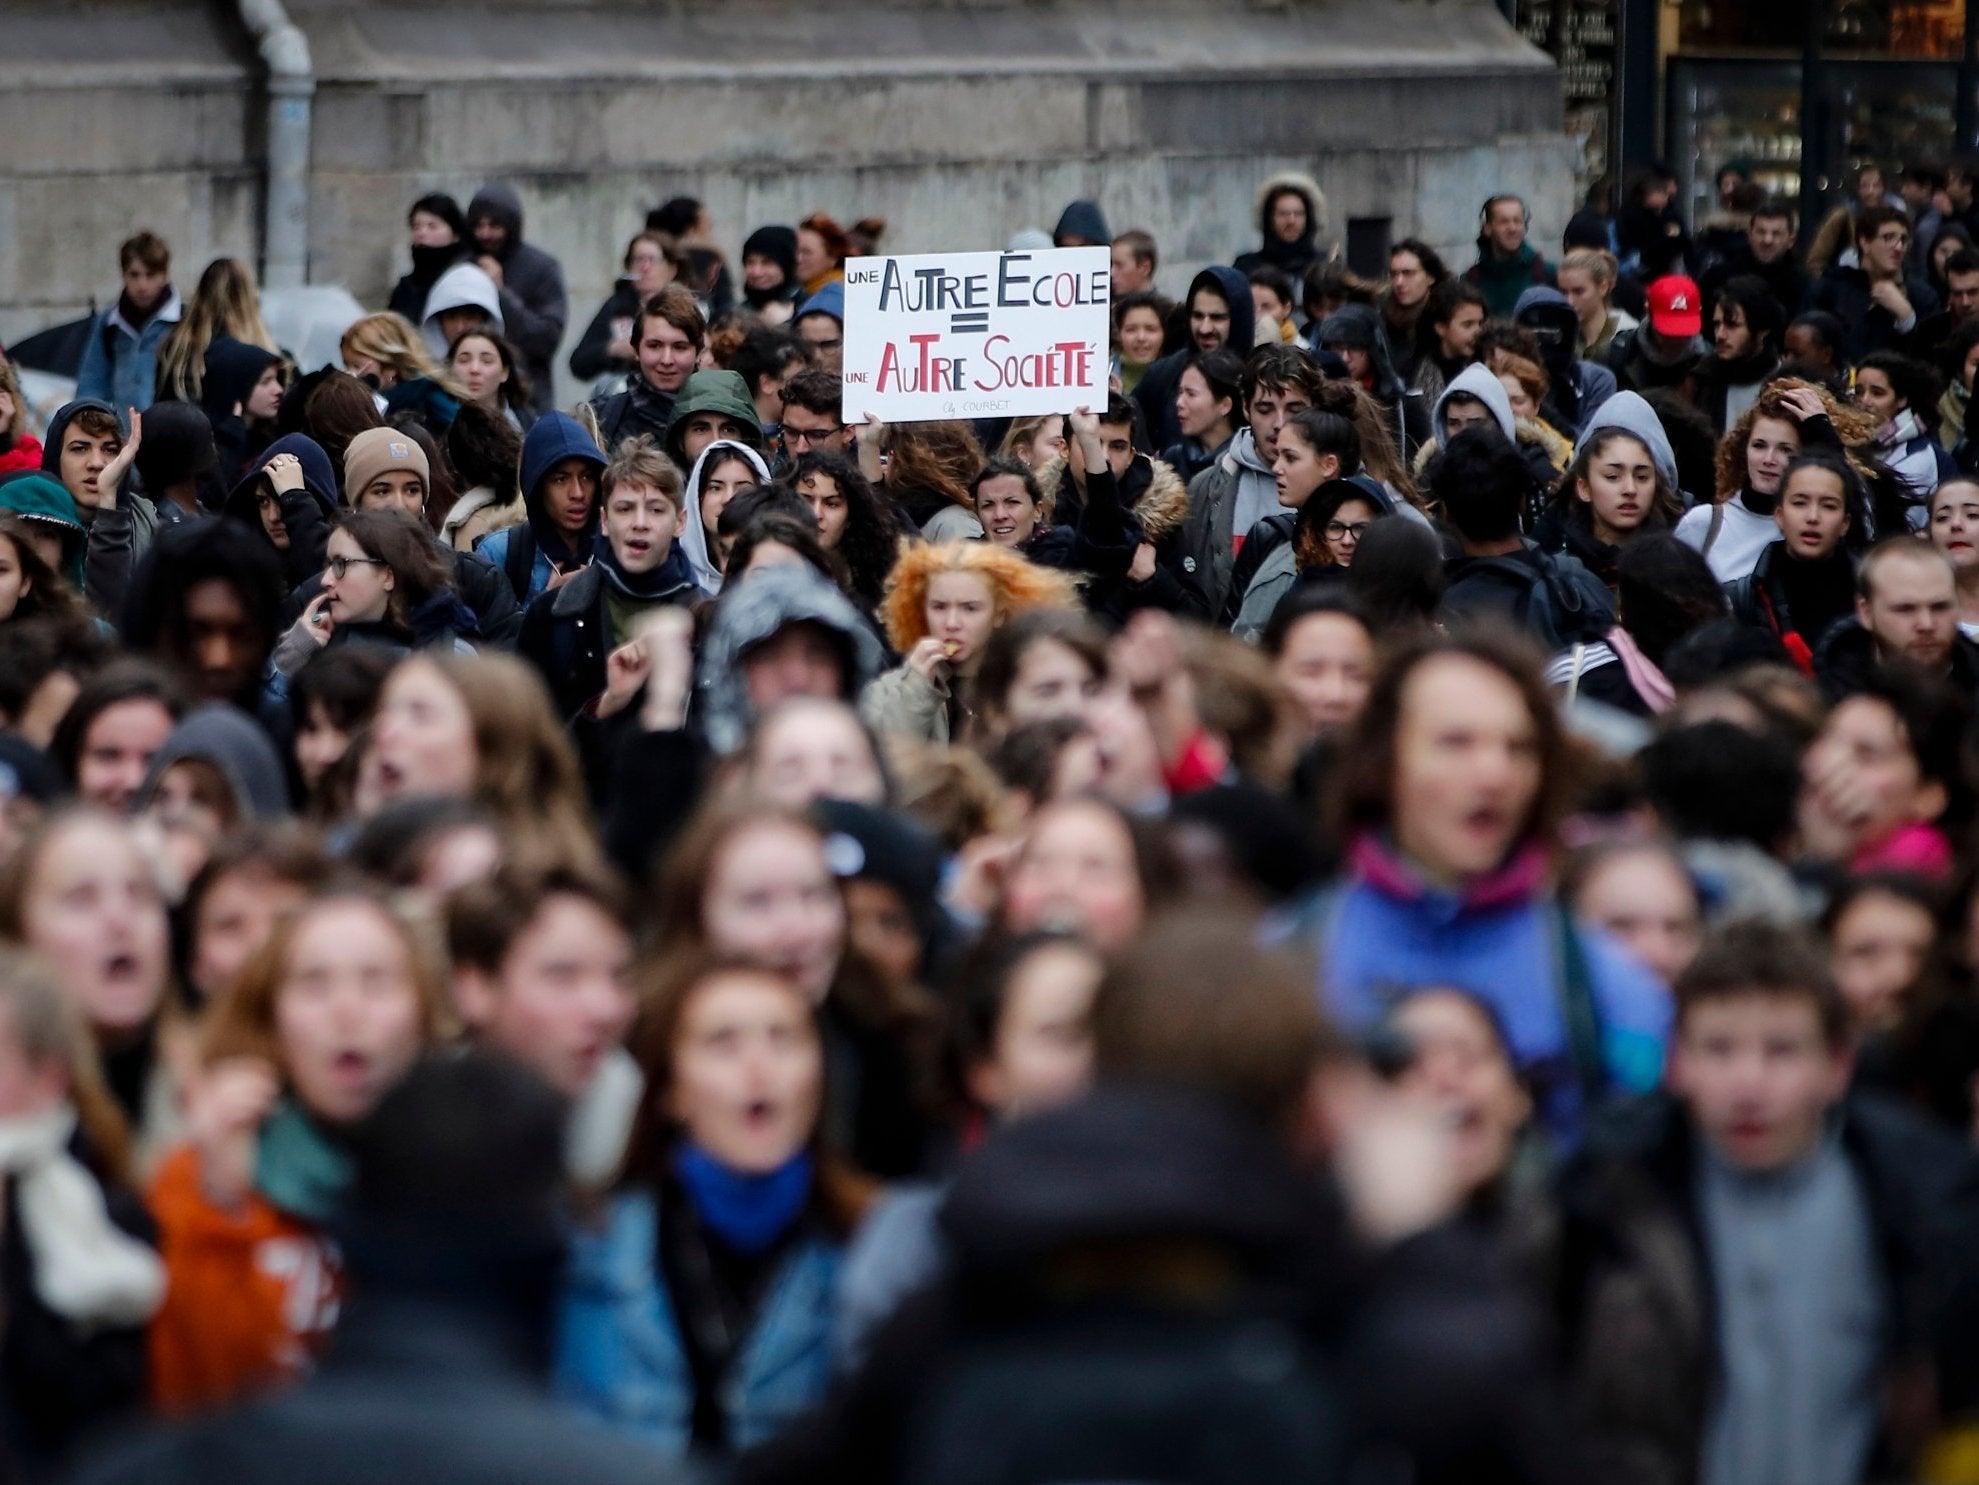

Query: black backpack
900,1306,1346,1485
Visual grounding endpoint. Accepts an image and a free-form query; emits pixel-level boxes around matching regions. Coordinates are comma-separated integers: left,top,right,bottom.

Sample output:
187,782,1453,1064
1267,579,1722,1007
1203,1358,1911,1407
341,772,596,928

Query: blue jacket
554,1189,842,1456
1304,843,1669,1144
477,412,606,603
74,293,181,413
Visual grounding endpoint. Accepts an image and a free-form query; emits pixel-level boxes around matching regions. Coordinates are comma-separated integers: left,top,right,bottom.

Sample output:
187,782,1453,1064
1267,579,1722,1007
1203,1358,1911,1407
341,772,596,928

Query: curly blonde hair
877,540,1081,653
1713,376,1878,504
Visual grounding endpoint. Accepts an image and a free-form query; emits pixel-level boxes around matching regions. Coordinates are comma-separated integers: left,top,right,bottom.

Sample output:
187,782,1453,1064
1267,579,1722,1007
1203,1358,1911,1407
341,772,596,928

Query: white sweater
1676,495,1778,582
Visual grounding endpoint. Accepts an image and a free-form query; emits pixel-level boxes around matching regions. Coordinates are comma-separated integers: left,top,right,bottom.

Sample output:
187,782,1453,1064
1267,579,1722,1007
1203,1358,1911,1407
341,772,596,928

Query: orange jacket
146,1145,340,1415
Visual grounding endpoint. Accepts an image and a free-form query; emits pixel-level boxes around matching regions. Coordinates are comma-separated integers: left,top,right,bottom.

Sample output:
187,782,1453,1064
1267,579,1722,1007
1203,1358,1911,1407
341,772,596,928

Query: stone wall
0,0,1572,404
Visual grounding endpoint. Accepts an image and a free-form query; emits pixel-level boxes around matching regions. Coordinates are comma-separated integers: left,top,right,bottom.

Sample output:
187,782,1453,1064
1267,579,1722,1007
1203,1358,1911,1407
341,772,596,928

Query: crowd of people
0,157,1978,1483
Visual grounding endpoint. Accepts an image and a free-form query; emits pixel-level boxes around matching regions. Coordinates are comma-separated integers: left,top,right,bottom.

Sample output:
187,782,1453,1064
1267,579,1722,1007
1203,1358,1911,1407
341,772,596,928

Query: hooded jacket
1571,389,1681,494
134,704,290,822
678,439,773,596
793,280,844,334
1132,266,1257,451
465,184,567,415
1316,302,1431,460
1051,199,1111,247
477,413,607,604
0,472,89,590
387,239,470,325
221,434,340,588
199,340,284,486
1032,454,1201,626
1513,286,1618,435
663,371,768,468
41,398,157,614
76,289,182,416
1177,428,1279,621
695,564,886,756
1233,172,1328,278
419,262,505,359
1432,362,1518,448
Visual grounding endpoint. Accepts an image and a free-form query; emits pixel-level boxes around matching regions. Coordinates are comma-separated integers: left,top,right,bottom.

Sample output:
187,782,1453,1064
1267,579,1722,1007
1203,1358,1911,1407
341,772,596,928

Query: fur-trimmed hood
1033,454,1190,543
1253,171,1328,244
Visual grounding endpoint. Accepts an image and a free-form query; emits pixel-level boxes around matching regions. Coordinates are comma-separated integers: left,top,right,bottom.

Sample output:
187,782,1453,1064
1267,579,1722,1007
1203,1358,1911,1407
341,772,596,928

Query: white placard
840,247,1110,424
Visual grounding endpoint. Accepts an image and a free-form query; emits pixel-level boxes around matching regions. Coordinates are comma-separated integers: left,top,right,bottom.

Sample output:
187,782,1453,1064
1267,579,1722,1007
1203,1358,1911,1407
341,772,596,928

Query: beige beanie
343,427,430,499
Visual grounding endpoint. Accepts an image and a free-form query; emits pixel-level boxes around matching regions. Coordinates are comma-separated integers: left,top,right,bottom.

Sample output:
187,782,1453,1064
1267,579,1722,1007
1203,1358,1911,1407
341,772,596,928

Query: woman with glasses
267,510,477,697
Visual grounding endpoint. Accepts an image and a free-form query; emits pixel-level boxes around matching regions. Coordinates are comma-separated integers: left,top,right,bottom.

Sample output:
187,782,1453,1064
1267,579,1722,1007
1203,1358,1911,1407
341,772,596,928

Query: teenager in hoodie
677,439,774,594
1178,344,1319,619
466,183,568,416
477,412,606,604
1316,303,1430,462
131,401,223,528
1512,286,1619,436
1465,196,1554,319
1233,174,1328,281
42,399,155,616
1420,362,1555,524
220,434,339,588
1133,266,1256,454
739,225,801,325
76,232,181,415
198,339,285,487
588,286,703,453
386,194,469,324
1051,199,1111,249
418,262,504,362
663,369,767,473
1534,390,1685,593
519,435,702,728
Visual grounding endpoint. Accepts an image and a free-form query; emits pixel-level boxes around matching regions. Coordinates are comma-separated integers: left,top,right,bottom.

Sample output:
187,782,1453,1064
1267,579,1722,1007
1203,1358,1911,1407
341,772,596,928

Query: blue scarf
673,1144,813,1255
255,1097,355,1225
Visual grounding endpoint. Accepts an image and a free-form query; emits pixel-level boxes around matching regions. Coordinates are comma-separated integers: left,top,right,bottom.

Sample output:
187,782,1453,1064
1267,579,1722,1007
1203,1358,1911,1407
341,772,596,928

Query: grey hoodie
695,564,887,755
1571,390,1682,498
1432,362,1517,449
135,704,291,821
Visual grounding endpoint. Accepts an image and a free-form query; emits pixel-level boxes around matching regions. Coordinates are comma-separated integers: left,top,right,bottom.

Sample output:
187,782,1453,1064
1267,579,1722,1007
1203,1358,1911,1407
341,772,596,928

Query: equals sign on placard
949,312,990,335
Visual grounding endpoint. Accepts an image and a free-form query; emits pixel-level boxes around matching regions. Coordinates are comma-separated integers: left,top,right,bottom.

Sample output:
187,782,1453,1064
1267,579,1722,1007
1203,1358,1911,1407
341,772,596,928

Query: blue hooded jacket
793,280,844,327
478,413,606,603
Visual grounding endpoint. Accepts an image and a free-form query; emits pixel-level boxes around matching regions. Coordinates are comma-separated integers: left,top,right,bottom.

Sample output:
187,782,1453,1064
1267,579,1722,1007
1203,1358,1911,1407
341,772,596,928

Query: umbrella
4,313,96,378
262,285,367,376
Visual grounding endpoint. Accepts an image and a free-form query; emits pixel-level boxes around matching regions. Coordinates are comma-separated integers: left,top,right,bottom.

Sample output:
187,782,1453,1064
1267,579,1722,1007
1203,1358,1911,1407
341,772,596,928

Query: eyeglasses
781,424,844,448
326,555,388,579
1324,521,1372,542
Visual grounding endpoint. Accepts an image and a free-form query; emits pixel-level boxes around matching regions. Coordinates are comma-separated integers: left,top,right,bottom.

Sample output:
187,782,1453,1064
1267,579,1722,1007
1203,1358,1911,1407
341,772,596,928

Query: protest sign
840,246,1110,424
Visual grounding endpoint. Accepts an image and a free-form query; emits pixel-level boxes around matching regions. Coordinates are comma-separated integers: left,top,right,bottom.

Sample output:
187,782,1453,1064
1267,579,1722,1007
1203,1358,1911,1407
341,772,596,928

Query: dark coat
1555,1092,1979,1485
466,185,568,416
285,544,521,651
1807,265,1942,363
569,279,642,384
1814,616,1979,704
517,549,699,722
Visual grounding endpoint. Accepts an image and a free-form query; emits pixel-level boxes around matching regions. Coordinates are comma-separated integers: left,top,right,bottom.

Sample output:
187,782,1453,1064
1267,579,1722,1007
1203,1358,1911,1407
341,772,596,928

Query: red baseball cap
1647,275,1703,338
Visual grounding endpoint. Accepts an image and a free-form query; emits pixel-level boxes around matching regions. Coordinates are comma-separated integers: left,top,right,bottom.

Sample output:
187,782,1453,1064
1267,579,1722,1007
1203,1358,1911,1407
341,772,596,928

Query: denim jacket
553,1189,842,1456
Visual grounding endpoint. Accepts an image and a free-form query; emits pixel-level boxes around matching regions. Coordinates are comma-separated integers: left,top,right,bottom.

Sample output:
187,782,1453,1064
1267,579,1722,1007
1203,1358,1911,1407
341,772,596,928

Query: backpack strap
502,523,538,603
1700,501,1727,560
1549,903,1608,1115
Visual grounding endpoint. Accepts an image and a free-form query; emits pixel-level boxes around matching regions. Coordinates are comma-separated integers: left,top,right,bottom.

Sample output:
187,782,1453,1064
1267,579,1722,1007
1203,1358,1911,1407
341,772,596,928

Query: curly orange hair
1713,376,1878,504
877,540,1082,653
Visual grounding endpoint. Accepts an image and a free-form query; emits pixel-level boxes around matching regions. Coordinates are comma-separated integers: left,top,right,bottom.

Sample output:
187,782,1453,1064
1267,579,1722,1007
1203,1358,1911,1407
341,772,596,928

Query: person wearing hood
1691,276,1785,435
678,439,774,594
1232,173,1328,281
221,434,339,588
135,704,292,886
76,231,181,415
1513,286,1618,436
1133,265,1256,451
132,401,224,529
792,282,845,375
386,194,470,325
1421,361,1553,519
198,338,285,487
1179,344,1321,620
1317,303,1430,461
466,183,568,416
0,474,89,592
519,435,702,730
664,370,768,472
1534,390,1685,593
595,564,886,883
1609,275,1709,397
569,231,684,389
478,413,608,605
1465,195,1554,319
41,398,157,617
588,286,704,454
740,225,801,325
1051,199,1111,249
419,262,505,362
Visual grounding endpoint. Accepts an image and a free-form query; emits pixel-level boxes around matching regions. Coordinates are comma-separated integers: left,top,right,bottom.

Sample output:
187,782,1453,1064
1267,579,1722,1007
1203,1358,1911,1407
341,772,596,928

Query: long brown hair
879,420,981,512
1328,625,1579,855
334,509,453,631
0,950,136,1188
0,515,90,627
155,258,277,402
1713,376,1876,504
619,948,871,1229
402,652,600,872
